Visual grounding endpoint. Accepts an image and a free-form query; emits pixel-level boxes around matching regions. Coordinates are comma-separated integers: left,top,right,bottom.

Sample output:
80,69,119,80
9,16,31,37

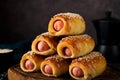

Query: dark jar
92,11,120,64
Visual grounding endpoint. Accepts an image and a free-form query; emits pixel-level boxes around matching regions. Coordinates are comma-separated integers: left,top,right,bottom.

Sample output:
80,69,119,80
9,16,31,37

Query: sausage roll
57,34,95,58
48,12,86,36
20,51,44,72
31,32,59,56
40,54,71,77
69,51,107,80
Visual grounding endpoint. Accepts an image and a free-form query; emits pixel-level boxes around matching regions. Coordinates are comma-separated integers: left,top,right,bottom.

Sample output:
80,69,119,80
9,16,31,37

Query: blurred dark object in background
0,37,34,73
93,11,120,64
0,49,14,73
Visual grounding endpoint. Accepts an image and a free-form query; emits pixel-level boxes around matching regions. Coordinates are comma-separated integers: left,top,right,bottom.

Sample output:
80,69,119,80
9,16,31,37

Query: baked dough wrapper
40,55,70,77
48,12,86,36
69,51,107,80
20,51,44,72
31,32,59,56
57,34,95,58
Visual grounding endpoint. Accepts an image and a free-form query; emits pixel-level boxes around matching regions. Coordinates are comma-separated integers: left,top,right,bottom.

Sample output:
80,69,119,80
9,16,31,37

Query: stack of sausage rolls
20,12,107,80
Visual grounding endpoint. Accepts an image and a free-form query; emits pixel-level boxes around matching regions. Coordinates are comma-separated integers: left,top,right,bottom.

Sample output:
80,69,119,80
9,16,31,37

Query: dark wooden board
7,64,120,80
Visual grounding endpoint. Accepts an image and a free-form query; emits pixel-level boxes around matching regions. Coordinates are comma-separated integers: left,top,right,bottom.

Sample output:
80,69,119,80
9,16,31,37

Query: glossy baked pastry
69,51,107,80
20,51,44,72
40,54,71,77
57,34,95,58
48,12,86,36
31,32,59,56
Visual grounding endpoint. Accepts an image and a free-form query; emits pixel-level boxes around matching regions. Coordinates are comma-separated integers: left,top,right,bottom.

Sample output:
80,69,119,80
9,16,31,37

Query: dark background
0,0,120,44
0,1,120,74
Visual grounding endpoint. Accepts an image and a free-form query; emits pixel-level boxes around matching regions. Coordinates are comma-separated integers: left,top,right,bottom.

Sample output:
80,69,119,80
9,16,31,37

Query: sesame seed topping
41,32,49,36
75,51,103,62
23,51,36,57
54,12,83,19
46,54,65,62
61,34,92,41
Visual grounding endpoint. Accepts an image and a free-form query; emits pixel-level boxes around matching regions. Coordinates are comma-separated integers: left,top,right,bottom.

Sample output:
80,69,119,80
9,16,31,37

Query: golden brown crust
57,34,95,58
69,51,107,80
20,51,44,72
31,32,59,56
48,12,86,36
40,54,70,77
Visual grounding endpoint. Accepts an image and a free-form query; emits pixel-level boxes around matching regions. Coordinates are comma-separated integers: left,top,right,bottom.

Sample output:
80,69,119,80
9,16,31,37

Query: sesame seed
54,12,83,20
75,52,102,62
